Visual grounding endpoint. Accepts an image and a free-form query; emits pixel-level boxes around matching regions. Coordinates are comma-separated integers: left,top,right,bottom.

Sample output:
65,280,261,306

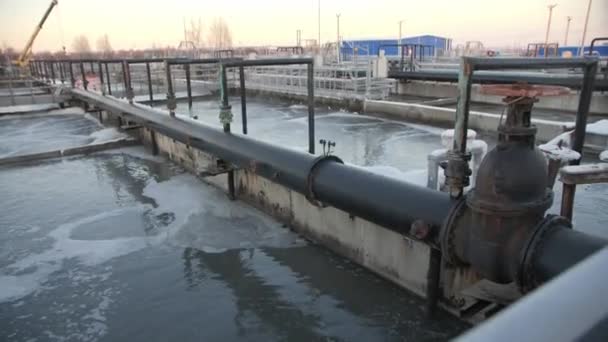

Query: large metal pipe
530,225,607,285
389,69,608,90
68,88,452,235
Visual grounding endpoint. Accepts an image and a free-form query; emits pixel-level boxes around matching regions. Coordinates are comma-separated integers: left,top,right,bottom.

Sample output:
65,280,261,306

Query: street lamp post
318,0,321,49
579,0,593,56
398,20,404,58
564,16,572,46
544,4,558,58
336,13,341,63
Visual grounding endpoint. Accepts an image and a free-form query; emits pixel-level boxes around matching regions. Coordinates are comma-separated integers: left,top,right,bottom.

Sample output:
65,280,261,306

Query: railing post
239,65,247,134
79,61,87,90
122,60,133,103
219,64,236,200
165,60,176,117
185,63,192,111
146,61,153,102
43,61,49,83
561,59,599,221
59,61,65,84
69,62,75,88
219,64,233,132
98,61,105,95
307,62,315,154
105,62,112,95
49,61,56,84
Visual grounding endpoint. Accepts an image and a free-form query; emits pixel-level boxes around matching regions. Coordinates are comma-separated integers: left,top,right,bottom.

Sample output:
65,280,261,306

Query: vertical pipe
98,62,105,95
121,61,127,97
239,66,247,134
561,60,598,221
49,62,56,84
185,63,192,110
80,61,87,90
43,61,49,82
69,62,75,88
219,64,236,200
146,62,153,102
447,57,473,198
165,60,176,117
124,61,133,103
219,64,232,132
307,63,315,154
59,61,65,84
560,184,576,220
105,63,112,95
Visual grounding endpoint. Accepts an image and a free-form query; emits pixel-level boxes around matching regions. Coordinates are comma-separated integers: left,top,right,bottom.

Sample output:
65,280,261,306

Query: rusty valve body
441,84,569,285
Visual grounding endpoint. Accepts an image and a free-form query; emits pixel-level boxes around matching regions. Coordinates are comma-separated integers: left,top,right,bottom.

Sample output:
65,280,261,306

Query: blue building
341,35,452,58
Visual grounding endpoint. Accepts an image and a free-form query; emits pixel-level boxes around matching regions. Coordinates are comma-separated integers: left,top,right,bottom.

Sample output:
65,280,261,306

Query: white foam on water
89,127,129,144
0,174,207,303
600,150,608,162
48,107,86,116
98,146,167,163
0,206,154,303
288,104,308,110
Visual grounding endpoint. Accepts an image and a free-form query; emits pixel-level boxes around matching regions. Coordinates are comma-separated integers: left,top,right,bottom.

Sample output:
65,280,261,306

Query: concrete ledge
364,100,570,143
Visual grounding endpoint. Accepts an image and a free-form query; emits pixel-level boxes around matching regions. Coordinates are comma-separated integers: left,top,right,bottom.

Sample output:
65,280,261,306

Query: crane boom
16,0,59,67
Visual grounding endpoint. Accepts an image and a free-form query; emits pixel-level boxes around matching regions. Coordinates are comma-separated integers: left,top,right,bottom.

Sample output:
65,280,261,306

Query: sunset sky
1,0,606,52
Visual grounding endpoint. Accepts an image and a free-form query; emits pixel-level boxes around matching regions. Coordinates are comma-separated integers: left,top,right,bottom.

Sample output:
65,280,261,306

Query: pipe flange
305,155,343,207
517,214,572,293
439,196,468,266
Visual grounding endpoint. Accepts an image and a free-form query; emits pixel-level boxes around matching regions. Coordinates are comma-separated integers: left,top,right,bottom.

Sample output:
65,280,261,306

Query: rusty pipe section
67,88,452,235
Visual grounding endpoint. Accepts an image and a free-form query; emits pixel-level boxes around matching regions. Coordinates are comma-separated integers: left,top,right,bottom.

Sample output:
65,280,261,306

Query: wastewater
1,98,606,341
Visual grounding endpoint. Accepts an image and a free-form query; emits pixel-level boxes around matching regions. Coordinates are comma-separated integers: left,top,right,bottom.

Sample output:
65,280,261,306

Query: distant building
341,35,452,58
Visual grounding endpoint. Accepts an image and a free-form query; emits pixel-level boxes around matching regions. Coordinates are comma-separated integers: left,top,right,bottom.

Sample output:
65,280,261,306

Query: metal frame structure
446,57,598,212
21,55,608,322
220,58,316,154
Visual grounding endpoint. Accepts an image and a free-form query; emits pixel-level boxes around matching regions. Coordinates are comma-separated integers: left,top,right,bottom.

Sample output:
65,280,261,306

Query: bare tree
207,17,233,50
72,35,91,56
96,34,113,57
185,18,204,48
1,42,17,63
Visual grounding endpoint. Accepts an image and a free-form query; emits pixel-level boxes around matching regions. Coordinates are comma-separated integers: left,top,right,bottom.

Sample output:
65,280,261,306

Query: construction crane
15,0,59,67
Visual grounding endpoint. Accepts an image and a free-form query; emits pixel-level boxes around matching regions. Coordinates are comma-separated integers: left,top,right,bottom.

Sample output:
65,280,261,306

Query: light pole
318,0,321,49
544,4,558,58
398,20,404,58
564,16,572,46
336,13,341,63
579,0,592,56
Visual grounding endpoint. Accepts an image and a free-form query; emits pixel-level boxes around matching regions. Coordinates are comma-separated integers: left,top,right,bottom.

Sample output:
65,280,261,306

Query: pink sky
1,0,607,52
